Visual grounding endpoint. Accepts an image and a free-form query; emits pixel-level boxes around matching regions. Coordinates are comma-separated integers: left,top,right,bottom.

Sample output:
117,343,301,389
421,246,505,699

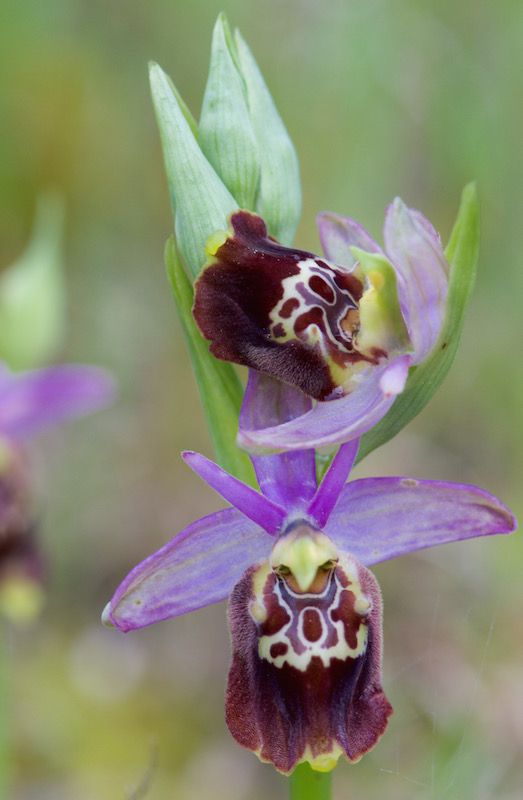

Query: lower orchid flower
103,396,515,773
193,199,448,452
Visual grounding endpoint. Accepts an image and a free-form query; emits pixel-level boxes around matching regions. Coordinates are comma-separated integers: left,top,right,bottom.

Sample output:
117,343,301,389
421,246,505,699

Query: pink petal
379,354,411,397
105,508,273,632
384,199,449,362
182,450,286,535
317,212,382,267
324,477,516,565
238,362,399,452
240,371,317,509
306,440,359,528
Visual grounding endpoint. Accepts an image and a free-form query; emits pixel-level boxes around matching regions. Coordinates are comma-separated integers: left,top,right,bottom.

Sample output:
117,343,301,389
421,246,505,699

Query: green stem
289,764,332,800
0,624,9,799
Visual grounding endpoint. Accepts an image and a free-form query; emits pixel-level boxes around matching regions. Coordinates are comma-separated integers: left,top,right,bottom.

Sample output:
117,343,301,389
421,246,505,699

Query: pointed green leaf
166,238,255,485
235,31,301,245
0,192,66,370
163,71,198,139
357,183,479,463
199,14,260,208
150,62,238,279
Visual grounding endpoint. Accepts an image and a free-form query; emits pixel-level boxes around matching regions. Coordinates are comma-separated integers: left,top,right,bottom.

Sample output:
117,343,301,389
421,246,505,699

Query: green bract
150,14,301,279
234,30,301,245
150,63,237,280
165,238,255,485
0,193,66,370
200,14,260,210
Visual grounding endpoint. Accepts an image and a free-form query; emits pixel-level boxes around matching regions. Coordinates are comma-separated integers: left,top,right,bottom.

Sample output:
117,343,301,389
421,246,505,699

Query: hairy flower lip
227,547,391,772
231,198,453,453
194,210,412,404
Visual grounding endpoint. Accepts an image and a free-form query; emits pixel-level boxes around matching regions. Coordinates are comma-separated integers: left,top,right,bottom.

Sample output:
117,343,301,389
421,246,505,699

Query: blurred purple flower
194,200,448,452
104,384,515,773
0,362,115,440
0,362,114,621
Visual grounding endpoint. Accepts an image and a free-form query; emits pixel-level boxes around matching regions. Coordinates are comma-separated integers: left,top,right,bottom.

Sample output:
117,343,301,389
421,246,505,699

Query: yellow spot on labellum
309,753,341,773
249,563,271,623
250,600,267,624
354,593,372,615
304,743,343,772
205,230,228,258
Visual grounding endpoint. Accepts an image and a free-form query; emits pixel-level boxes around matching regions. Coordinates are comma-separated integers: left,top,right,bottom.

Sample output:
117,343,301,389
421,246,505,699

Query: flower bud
151,15,302,280
150,62,237,279
0,193,66,370
235,30,301,245
199,14,260,209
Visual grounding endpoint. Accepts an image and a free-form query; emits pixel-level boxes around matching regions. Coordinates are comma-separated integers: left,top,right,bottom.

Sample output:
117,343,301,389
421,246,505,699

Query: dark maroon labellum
226,554,392,773
194,211,379,401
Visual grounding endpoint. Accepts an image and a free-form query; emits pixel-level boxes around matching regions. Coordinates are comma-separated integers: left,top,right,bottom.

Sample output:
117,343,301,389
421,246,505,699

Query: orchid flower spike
194,201,450,453
103,410,515,773
0,362,114,622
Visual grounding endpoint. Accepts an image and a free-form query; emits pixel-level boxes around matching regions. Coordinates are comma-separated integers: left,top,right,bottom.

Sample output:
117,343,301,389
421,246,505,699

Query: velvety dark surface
226,561,392,772
0,1,521,798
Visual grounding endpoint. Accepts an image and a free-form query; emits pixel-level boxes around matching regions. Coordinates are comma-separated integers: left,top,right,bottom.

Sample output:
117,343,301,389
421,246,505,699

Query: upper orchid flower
193,199,449,452
150,17,479,467
103,387,515,774
0,362,114,621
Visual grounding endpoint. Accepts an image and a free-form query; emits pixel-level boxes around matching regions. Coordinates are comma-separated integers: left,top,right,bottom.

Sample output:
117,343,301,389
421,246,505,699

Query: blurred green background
1,0,522,798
